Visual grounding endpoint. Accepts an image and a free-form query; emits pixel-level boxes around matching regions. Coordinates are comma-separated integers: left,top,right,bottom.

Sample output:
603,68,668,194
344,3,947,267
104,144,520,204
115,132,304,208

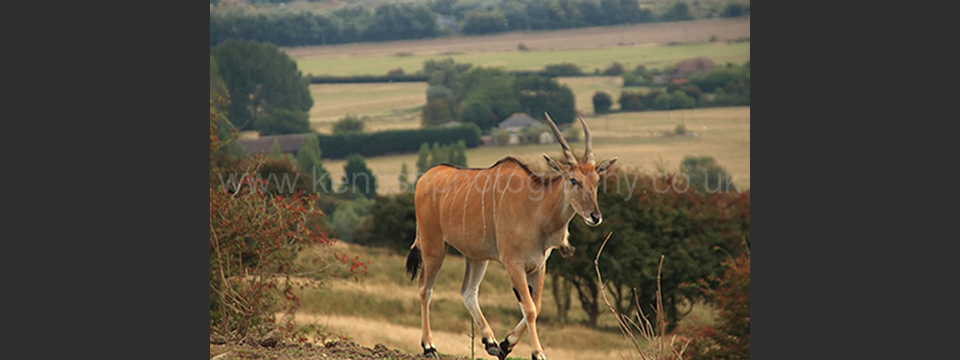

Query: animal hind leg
460,258,500,357
502,264,547,360
418,236,448,358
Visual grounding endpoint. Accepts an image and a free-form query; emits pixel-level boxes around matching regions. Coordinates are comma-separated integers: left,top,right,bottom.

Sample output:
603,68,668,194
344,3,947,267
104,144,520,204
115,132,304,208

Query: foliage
332,115,366,135
352,192,417,252
422,97,460,126
459,101,501,131
210,106,362,344
461,10,509,34
460,67,520,129
661,2,694,21
492,129,512,146
254,108,311,136
602,62,625,76
619,91,644,111
721,3,750,18
623,72,646,87
681,254,750,360
593,91,613,114
295,136,332,194
679,156,738,195
544,62,583,76
316,124,481,159
341,154,378,199
416,141,468,175
330,198,373,241
652,90,696,110
549,170,750,330
212,0,700,47
515,74,577,125
210,40,313,131
423,58,473,101
399,163,412,193
687,63,750,93
367,3,439,41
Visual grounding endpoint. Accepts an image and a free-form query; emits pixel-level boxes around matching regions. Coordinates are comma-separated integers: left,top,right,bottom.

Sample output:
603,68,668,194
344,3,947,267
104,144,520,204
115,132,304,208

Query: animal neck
539,181,577,235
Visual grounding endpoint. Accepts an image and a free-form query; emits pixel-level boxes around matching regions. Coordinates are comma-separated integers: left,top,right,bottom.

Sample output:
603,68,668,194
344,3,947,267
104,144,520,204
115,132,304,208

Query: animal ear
542,153,567,172
595,157,618,174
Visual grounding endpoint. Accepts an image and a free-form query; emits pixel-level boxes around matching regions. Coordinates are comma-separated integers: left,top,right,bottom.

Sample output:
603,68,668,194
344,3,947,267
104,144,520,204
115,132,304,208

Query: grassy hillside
293,242,717,360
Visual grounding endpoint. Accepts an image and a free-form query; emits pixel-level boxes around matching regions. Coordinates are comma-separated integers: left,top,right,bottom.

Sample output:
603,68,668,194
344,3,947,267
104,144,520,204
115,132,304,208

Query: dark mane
436,156,562,186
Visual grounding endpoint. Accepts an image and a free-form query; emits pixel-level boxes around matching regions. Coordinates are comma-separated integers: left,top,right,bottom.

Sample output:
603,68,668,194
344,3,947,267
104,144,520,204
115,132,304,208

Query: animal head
542,113,617,227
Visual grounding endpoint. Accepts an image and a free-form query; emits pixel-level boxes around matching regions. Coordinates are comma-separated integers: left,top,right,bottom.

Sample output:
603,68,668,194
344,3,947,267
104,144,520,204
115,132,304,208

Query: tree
544,62,583,76
269,138,283,159
602,62,624,75
423,58,472,101
368,3,438,41
592,91,613,114
680,156,737,194
296,136,332,194
210,40,313,130
459,67,520,129
515,75,577,124
399,162,412,193
416,143,431,177
422,97,459,126
254,108,311,136
341,154,377,199
461,10,509,34
459,101,500,131
333,115,365,134
661,2,694,21
551,171,750,330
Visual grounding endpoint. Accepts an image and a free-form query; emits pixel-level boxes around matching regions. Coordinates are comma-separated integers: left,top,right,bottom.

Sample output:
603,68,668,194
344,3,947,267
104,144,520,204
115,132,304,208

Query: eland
405,113,617,360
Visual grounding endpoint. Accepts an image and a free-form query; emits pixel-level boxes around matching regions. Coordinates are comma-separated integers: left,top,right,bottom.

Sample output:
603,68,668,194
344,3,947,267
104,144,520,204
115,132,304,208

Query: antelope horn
545,112,577,164
578,116,594,164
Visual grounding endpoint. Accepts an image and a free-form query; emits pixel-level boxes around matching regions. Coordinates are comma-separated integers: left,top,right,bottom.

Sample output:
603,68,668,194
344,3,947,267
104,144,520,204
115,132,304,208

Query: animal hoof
498,339,513,360
532,351,547,360
483,338,502,357
423,346,439,358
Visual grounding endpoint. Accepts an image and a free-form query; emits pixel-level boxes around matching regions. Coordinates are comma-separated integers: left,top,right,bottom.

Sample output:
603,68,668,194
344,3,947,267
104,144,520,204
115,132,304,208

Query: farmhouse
498,112,542,131
236,133,310,156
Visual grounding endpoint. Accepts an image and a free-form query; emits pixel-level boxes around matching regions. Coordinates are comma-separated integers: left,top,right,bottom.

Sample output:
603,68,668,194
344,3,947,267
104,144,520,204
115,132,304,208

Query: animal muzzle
584,212,602,227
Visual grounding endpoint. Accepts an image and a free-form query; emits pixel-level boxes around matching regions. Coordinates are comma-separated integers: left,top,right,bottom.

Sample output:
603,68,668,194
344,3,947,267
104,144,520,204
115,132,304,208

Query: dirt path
283,18,750,58
293,313,633,360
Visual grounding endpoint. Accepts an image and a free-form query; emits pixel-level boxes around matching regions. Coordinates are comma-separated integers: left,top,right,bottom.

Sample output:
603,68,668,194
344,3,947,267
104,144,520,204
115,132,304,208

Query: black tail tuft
405,246,422,281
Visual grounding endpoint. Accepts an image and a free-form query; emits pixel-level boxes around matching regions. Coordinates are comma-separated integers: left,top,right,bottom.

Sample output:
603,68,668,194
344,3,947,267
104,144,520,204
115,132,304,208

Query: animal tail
405,232,421,281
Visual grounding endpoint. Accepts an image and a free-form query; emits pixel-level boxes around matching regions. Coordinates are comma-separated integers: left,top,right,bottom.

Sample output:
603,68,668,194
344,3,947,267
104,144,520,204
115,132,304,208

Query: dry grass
283,18,750,59
293,243,716,360
308,83,427,133
321,107,750,193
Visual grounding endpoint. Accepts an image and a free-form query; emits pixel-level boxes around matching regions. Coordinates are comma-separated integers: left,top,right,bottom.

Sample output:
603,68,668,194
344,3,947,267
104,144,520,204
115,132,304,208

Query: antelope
405,113,617,360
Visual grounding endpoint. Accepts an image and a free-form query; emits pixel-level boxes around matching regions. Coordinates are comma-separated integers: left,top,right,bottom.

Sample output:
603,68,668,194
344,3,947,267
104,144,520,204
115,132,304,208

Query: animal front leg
500,266,546,359
502,265,547,360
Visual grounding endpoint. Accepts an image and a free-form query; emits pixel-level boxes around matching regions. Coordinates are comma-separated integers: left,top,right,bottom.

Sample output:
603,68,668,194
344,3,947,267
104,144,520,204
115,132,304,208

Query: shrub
492,129,512,146
622,72,645,87
387,67,405,77
332,115,365,134
593,91,613,114
422,97,460,126
352,193,417,251
254,109,311,136
210,107,363,344
544,62,583,76
602,62,625,76
316,124,481,158
619,91,644,111
517,42,530,51
681,254,750,360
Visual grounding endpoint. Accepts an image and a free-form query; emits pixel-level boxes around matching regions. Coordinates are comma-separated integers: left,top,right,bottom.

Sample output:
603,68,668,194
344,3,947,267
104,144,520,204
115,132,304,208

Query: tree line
210,1,750,47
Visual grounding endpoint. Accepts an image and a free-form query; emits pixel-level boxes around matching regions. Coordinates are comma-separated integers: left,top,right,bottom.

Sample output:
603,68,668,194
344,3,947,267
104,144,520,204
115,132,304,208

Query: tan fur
411,115,616,359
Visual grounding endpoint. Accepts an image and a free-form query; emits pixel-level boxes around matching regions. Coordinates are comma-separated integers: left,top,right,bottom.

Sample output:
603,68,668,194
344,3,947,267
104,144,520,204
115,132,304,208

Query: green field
294,242,717,360
296,41,750,77
308,82,427,133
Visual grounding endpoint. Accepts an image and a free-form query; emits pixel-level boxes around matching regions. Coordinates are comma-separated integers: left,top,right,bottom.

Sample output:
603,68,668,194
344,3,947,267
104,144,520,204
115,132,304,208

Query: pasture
293,242,718,360
322,106,751,192
294,41,750,77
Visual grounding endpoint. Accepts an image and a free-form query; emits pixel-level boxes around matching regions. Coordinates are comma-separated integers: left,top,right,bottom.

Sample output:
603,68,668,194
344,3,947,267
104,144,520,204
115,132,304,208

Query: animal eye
569,178,579,186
